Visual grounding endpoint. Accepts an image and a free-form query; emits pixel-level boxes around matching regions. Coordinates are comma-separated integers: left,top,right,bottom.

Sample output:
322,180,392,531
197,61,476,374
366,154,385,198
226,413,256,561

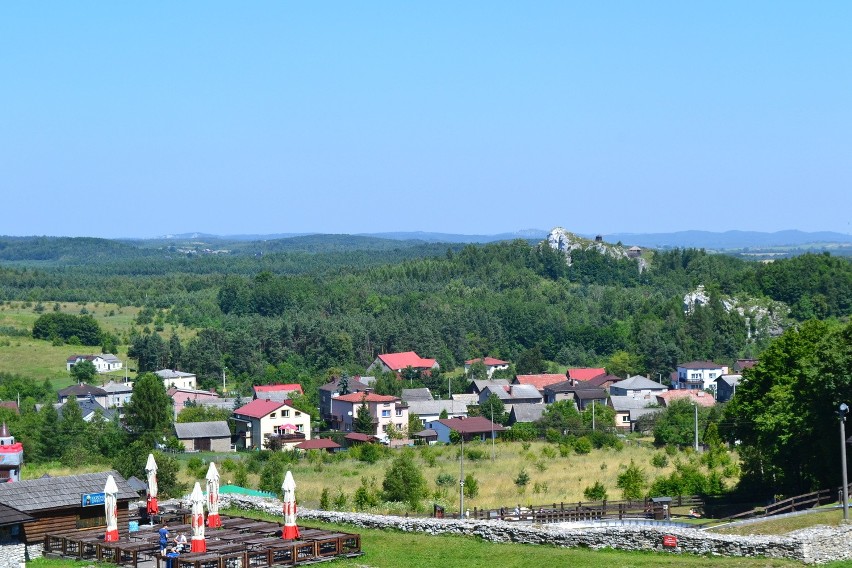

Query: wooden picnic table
98,539,159,568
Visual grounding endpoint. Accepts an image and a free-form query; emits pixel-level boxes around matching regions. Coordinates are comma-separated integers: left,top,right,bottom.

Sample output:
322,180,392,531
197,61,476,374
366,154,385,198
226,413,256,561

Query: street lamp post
840,403,849,522
693,403,699,452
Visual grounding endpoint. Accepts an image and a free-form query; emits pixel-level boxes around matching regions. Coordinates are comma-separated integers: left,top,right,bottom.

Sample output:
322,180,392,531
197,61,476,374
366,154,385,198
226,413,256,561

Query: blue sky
2,2,850,238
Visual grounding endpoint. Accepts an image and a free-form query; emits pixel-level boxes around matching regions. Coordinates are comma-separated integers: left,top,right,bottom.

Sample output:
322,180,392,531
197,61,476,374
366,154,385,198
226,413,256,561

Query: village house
66,354,122,373
173,420,233,452
318,375,373,423
329,392,408,442
609,395,657,431
508,404,545,425
401,388,433,402
57,398,116,422
567,367,607,381
366,351,439,375
100,380,133,408
674,361,729,391
252,383,304,401
715,374,742,402
478,383,543,416
168,387,221,418
464,357,510,378
609,375,669,398
543,379,607,410
232,399,311,450
656,389,716,408
513,373,566,396
155,369,197,390
584,373,623,391
57,383,108,407
425,416,505,443
470,379,510,395
406,399,468,426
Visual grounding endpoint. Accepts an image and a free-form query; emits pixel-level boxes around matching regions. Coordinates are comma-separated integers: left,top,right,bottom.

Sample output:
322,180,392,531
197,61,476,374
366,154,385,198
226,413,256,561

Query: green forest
1,234,851,498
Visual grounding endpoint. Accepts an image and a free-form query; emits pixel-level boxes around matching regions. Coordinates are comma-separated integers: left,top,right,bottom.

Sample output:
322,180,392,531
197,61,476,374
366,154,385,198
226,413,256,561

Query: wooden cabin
0,471,139,545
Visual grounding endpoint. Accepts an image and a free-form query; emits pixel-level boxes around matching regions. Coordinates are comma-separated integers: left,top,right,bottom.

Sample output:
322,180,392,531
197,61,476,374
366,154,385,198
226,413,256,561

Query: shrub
463,474,479,498
574,437,592,455
319,488,330,510
583,481,608,501
332,490,348,510
651,453,669,468
540,445,557,459
514,469,530,488
435,472,456,487
616,460,647,499
354,477,381,510
382,449,427,508
465,447,486,461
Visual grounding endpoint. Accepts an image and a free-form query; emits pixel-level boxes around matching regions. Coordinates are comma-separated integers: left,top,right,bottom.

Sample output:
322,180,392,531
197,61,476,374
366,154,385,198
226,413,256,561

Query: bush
583,481,608,501
463,474,478,498
382,450,427,508
319,488,330,510
465,447,486,461
354,477,381,510
616,460,646,500
435,473,455,487
514,469,530,488
574,437,592,455
651,453,669,468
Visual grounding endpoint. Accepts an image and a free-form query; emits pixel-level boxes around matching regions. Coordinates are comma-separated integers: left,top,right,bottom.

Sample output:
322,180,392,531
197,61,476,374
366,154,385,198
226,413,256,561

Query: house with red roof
295,438,341,453
464,357,510,378
252,383,304,402
329,392,409,442
366,351,439,375
232,398,311,450
567,368,607,381
513,373,566,394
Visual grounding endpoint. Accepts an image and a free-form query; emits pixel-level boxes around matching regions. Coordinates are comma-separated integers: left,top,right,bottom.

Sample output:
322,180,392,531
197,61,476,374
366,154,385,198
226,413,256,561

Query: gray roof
480,385,511,400
0,471,137,512
609,395,656,412
401,388,433,402
715,374,742,387
100,380,133,393
174,421,231,439
156,369,196,380
319,376,372,393
101,354,121,363
452,393,479,405
611,375,668,391
509,404,545,423
126,475,148,494
57,399,116,421
509,384,542,400
407,399,467,417
573,388,608,401
0,503,35,527
629,407,664,421
472,379,509,392
58,383,107,397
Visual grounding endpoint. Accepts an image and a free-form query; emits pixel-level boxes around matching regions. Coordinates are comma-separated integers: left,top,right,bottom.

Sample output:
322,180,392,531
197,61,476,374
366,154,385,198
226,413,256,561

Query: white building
674,361,729,391
155,369,198,390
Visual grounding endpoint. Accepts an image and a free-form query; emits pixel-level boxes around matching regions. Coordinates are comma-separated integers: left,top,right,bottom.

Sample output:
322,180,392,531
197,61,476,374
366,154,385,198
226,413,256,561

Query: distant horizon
2,226,851,241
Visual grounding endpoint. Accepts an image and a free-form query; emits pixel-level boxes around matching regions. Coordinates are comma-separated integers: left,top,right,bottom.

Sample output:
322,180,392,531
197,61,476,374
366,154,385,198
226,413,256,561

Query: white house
100,380,134,408
464,357,510,378
155,369,198,390
232,399,311,450
329,392,409,442
609,375,669,398
66,354,123,373
366,352,439,375
674,361,729,391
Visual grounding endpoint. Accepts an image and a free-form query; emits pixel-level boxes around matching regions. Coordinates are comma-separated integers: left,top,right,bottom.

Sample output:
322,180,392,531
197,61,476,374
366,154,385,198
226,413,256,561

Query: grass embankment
709,509,846,536
175,441,729,513
0,301,189,387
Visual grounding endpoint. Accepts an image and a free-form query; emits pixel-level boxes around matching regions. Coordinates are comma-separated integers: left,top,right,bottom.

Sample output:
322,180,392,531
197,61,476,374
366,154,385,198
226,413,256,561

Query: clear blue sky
2,2,850,238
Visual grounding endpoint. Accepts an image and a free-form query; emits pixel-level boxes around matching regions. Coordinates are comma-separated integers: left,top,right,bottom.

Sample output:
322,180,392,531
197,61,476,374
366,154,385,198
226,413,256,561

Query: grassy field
170,441,727,514
0,301,188,387
709,509,845,536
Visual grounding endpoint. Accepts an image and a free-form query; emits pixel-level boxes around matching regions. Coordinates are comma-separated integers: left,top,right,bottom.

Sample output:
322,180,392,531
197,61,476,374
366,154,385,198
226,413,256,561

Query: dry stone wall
222,494,852,564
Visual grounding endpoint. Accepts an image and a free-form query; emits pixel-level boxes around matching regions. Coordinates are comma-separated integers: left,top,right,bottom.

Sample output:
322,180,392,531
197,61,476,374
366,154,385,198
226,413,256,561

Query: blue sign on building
81,492,106,507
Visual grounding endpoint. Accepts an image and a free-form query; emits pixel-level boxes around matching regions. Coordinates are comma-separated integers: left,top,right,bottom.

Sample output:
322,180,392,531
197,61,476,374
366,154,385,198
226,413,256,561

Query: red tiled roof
465,357,509,366
344,432,378,442
436,416,506,434
656,390,716,407
514,374,566,390
296,439,341,450
254,383,304,395
234,399,287,418
567,368,607,381
377,352,437,370
335,392,399,404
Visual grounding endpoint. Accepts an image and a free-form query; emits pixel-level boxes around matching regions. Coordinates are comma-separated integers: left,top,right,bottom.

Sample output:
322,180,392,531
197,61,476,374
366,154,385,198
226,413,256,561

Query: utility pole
592,399,596,431
222,367,227,394
840,403,849,522
693,403,699,452
490,405,495,462
459,435,465,517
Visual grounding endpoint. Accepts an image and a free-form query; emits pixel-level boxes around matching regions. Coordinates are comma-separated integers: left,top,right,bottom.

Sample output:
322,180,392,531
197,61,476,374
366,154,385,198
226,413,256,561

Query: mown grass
710,509,845,536
211,507,837,568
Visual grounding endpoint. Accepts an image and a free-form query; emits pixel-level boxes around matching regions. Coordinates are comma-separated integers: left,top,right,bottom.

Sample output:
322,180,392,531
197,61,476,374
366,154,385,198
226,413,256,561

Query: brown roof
514,374,566,390
344,432,378,443
585,374,620,388
436,416,505,434
295,439,341,450
656,390,716,407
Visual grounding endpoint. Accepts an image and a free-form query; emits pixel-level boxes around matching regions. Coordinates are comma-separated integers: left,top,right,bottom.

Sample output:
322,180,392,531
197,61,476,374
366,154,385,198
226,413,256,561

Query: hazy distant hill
602,230,852,250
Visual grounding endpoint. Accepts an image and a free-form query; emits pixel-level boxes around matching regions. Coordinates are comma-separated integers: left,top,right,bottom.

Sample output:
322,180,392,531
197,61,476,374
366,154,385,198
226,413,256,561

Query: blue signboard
81,492,106,507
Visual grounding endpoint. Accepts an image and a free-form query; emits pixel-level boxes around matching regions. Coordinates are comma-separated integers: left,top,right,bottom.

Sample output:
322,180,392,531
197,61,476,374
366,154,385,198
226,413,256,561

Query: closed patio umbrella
190,482,206,553
104,474,119,542
281,470,299,539
146,453,159,517
206,462,221,528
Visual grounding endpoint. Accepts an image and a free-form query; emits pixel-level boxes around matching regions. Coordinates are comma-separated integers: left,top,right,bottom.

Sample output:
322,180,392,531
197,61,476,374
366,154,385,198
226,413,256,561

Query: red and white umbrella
104,474,119,542
205,462,221,528
281,470,300,539
190,482,206,552
145,453,159,516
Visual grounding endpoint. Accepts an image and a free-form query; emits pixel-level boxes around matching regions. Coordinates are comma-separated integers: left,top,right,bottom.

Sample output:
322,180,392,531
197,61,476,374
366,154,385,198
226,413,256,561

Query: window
622,415,630,422
381,410,390,418
269,412,276,418
395,409,403,417
283,410,290,417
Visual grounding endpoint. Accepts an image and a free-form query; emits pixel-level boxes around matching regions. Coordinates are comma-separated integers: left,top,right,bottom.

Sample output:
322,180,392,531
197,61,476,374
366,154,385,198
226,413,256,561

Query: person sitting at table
174,532,188,553
158,524,170,555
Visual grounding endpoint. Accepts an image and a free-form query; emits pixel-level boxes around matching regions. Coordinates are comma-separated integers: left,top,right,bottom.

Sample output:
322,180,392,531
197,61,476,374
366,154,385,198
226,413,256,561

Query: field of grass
0,301,190,387
171,440,727,515
709,509,845,536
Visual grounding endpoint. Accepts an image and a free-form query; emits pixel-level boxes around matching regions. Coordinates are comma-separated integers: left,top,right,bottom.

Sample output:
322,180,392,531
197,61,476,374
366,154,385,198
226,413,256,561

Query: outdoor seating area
43,515,362,568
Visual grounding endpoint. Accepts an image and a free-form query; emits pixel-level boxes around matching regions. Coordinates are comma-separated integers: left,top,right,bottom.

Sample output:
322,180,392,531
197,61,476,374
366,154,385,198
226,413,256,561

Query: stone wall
221,494,852,564
0,541,26,568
